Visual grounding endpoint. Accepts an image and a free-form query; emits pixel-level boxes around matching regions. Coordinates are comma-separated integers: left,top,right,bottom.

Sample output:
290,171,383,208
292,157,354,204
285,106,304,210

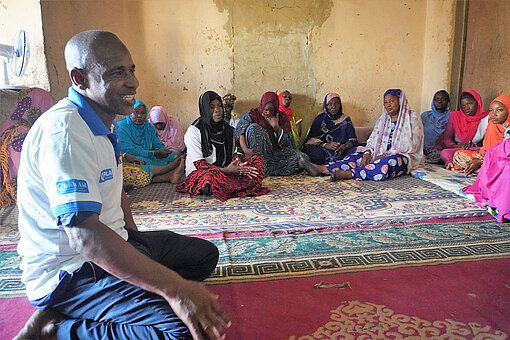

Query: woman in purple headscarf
234,91,318,176
306,89,424,181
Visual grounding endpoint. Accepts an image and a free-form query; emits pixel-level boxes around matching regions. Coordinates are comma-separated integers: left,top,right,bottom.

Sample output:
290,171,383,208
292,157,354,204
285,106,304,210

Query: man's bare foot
330,170,353,182
13,309,66,340
169,157,186,184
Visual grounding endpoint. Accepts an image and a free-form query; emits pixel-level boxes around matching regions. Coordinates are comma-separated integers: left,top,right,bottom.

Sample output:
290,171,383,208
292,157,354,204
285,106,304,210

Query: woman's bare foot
330,170,353,182
169,157,186,184
298,155,323,176
13,309,66,340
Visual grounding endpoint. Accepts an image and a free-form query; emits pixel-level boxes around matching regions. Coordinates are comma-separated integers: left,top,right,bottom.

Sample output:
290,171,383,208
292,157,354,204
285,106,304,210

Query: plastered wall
34,0,457,131
462,0,510,110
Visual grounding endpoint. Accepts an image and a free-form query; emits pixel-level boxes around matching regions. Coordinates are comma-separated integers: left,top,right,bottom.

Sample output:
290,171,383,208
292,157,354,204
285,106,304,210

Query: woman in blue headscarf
117,100,179,166
421,90,452,163
302,92,359,164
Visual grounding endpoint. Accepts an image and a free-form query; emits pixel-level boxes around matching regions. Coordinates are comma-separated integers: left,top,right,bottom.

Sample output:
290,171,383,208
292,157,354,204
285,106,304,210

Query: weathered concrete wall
421,0,456,112
310,0,428,127
462,0,510,110
38,0,458,130
0,0,49,90
40,0,231,126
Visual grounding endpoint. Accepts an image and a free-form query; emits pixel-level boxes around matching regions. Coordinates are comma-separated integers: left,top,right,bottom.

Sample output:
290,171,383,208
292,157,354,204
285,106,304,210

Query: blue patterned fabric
327,152,408,181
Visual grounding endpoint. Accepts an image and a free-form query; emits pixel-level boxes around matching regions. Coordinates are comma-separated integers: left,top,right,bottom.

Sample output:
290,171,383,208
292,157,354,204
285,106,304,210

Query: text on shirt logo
99,168,114,183
56,179,89,195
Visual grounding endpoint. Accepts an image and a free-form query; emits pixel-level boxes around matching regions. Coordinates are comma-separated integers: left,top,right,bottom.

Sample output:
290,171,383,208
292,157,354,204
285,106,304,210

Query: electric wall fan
0,30,29,90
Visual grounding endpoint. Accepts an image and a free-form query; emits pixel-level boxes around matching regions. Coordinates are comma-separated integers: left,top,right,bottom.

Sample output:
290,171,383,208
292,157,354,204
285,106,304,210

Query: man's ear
70,68,87,90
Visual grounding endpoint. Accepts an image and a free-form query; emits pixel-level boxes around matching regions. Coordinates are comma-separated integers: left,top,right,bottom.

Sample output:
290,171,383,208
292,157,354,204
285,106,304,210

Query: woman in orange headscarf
278,90,303,149
451,95,510,175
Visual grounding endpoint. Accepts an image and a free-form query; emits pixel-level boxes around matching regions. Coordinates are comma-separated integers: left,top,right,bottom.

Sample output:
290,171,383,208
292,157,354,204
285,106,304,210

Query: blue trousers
327,152,408,181
50,229,219,339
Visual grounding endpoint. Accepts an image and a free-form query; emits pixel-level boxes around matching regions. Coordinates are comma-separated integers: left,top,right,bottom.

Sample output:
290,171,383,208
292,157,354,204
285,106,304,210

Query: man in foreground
15,30,229,340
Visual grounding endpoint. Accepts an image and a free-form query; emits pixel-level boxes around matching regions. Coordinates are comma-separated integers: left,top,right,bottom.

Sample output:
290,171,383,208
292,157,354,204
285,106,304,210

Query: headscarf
192,91,233,167
305,93,357,145
134,100,147,113
324,93,343,120
365,89,424,172
479,95,510,155
249,91,291,148
449,90,489,142
278,90,293,121
148,106,186,153
421,90,452,150
120,99,154,149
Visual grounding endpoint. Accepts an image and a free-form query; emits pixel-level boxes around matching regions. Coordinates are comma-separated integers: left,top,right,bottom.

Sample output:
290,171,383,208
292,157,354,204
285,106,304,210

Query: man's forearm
65,216,183,300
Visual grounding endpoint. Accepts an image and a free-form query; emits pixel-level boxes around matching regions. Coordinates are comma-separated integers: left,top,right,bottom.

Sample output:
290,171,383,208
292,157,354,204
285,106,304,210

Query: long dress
235,111,304,176
234,91,306,176
117,116,178,166
451,95,510,172
302,93,358,164
327,89,424,181
177,91,269,201
438,90,489,164
462,136,510,223
420,90,452,163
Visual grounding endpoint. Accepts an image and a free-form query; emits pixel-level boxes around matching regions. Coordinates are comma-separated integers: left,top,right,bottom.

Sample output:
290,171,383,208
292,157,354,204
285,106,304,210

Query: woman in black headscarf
177,91,269,201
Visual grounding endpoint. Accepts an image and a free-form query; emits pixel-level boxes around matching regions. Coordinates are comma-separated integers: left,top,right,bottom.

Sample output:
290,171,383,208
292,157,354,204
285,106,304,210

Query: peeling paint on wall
37,0,460,133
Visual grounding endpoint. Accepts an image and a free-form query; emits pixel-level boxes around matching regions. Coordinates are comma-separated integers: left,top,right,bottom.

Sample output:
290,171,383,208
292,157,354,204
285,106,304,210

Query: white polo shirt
17,88,127,301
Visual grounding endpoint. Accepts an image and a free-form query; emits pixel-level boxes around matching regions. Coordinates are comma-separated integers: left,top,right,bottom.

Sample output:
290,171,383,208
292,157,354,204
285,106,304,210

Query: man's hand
168,279,231,340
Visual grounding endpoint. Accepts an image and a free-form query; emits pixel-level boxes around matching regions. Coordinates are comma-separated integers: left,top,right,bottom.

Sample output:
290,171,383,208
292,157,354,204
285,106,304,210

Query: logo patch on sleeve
99,168,113,183
56,179,89,195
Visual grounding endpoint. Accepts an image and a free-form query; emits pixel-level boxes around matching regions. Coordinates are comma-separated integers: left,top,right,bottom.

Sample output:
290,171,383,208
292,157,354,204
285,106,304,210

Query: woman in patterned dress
177,91,269,201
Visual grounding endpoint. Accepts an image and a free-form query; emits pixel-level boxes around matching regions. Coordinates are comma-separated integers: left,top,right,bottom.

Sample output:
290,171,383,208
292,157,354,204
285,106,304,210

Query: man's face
84,46,139,117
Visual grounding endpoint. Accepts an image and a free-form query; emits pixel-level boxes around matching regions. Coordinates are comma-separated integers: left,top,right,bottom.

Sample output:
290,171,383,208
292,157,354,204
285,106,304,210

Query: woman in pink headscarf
148,106,186,154
462,127,510,223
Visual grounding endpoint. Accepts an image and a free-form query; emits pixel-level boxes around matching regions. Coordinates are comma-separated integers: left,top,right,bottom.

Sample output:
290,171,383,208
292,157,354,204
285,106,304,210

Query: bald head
64,30,129,72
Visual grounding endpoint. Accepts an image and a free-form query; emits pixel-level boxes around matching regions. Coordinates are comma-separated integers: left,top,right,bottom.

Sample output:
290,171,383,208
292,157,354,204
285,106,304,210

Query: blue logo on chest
99,168,114,183
56,179,89,195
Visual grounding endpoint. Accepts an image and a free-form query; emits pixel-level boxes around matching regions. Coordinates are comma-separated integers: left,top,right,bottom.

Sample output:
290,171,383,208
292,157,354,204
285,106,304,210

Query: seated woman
235,91,317,176
117,100,179,167
438,90,489,166
148,106,186,154
421,90,452,163
451,95,510,175
0,88,56,207
308,89,424,181
177,91,269,201
278,90,303,149
462,127,510,223
302,92,358,165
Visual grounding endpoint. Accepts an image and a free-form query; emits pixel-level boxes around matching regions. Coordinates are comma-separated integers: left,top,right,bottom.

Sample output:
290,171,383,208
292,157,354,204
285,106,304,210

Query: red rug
209,258,510,339
0,298,34,339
